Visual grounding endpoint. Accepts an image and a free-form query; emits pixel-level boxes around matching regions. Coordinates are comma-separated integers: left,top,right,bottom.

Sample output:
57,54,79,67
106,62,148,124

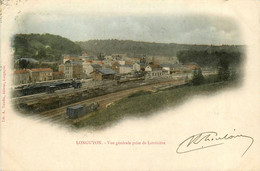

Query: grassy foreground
74,77,240,130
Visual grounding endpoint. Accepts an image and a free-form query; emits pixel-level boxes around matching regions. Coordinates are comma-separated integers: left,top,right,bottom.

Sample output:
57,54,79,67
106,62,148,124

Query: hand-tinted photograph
12,13,245,130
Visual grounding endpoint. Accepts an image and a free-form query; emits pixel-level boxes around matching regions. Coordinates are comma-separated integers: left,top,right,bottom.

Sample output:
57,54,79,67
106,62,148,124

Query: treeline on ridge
13,33,82,61
177,50,244,68
76,39,244,58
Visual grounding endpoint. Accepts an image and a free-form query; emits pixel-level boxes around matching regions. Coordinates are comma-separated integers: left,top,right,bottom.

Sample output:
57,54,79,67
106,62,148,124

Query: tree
37,48,46,59
18,59,29,69
191,69,204,85
217,54,230,81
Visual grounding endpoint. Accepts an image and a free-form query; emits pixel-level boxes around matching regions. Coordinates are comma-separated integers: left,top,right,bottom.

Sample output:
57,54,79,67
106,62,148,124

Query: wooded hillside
13,33,82,61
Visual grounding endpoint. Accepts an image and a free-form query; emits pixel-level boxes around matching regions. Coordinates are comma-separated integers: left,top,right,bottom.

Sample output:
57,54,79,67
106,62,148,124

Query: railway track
32,79,186,125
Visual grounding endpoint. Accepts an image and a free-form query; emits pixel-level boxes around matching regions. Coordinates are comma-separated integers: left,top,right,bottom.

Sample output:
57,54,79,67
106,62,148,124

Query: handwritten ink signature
176,130,254,157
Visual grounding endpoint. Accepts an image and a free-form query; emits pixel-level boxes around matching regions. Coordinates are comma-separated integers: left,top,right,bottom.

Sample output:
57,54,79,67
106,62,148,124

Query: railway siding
14,79,185,114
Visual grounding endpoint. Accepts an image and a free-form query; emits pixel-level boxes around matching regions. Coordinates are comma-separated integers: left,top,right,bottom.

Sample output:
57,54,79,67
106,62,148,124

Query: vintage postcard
1,0,260,170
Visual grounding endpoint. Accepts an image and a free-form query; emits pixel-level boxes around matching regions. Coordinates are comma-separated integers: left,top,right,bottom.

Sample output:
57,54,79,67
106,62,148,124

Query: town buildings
13,53,194,85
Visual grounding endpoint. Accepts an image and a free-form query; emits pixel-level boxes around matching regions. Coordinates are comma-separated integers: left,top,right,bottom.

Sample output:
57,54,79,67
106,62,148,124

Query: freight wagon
66,102,99,119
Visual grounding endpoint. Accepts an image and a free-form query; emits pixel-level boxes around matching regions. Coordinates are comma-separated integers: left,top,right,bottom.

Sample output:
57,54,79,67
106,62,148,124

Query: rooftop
112,62,120,66
64,56,73,60
29,68,53,72
120,65,132,68
97,68,117,75
14,70,29,74
184,64,200,70
65,60,81,65
67,105,83,110
91,64,102,69
149,64,162,69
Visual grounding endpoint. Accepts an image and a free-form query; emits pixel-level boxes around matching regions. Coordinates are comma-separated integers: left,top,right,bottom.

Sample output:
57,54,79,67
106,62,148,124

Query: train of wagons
14,77,146,97
13,80,82,97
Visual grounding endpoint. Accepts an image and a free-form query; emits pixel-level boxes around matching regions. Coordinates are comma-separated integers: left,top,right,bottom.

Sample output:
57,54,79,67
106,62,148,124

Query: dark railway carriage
21,84,49,96
13,81,73,97
55,81,72,89
72,80,82,89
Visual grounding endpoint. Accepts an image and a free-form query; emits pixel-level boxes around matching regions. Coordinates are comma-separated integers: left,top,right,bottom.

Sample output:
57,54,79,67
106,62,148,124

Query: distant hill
13,33,82,61
76,39,244,57
76,39,245,67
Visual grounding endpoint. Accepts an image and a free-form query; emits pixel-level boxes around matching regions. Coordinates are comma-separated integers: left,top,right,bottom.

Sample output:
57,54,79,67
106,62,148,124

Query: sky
15,13,243,45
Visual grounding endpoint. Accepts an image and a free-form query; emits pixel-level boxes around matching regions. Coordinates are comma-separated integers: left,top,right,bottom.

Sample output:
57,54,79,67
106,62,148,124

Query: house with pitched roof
28,68,53,82
92,68,117,81
184,63,201,71
63,56,73,63
171,64,192,74
83,63,102,76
